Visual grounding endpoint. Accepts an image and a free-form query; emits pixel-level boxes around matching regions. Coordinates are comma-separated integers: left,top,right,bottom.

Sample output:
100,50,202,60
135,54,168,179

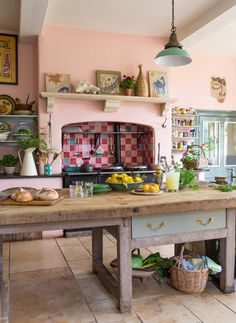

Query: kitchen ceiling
0,0,236,57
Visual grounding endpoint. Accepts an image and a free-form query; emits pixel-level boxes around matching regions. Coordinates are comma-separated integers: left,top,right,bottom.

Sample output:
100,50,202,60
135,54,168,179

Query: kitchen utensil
89,138,94,156
79,158,94,172
96,135,104,155
109,136,114,155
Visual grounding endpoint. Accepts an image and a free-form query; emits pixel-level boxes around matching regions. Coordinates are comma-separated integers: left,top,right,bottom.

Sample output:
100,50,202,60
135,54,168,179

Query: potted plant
119,75,136,96
0,154,19,174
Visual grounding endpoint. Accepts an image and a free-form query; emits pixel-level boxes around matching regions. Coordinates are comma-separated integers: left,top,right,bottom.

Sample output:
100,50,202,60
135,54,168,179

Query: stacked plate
0,122,11,141
93,184,111,194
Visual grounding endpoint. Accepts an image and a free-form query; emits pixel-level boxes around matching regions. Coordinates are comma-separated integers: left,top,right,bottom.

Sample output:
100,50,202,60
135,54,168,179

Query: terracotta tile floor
3,234,236,323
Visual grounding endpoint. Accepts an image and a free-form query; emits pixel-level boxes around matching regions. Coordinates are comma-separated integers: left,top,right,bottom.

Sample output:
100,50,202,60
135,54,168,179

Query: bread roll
11,188,33,203
35,187,59,201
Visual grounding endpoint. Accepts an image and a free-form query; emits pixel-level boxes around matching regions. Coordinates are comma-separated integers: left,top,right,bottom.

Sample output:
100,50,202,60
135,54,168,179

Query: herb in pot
179,168,199,190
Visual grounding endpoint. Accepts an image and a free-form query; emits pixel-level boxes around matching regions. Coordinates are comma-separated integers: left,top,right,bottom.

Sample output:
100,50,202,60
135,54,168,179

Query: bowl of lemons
106,173,143,191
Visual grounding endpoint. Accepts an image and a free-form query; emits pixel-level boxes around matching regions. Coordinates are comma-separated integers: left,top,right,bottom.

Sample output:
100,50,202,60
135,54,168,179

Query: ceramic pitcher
18,147,38,176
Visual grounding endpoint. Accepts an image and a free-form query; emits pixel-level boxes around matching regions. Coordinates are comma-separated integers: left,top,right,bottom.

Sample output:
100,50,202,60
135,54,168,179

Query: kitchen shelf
0,140,18,145
172,136,197,141
40,92,177,115
172,114,196,119
0,114,38,118
62,131,147,135
172,125,198,129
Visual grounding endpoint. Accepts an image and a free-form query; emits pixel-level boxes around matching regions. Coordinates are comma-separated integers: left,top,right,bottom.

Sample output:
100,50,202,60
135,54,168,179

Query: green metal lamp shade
155,31,192,67
154,47,192,66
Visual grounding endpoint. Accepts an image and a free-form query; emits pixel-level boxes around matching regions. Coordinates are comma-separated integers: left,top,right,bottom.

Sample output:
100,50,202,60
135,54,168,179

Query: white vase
18,147,38,176
4,166,15,175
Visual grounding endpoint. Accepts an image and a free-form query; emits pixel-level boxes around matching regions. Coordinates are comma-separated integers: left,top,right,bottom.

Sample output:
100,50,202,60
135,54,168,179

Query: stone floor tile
133,295,201,323
89,298,140,323
56,237,80,247
206,282,236,313
132,277,174,299
10,267,95,323
10,239,67,274
173,290,236,323
70,259,94,278
77,276,112,303
59,242,91,262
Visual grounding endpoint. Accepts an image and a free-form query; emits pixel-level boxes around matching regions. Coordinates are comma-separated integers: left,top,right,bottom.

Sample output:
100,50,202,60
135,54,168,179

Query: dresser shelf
40,92,177,115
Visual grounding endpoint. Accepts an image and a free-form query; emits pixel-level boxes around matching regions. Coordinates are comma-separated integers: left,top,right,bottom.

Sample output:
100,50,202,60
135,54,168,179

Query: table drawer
132,209,226,238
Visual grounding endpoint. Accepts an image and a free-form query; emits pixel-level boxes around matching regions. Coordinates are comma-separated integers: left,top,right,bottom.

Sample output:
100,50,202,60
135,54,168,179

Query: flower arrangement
119,75,136,89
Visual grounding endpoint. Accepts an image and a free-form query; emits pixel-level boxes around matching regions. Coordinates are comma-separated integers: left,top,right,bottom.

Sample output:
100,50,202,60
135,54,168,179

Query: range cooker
63,165,155,187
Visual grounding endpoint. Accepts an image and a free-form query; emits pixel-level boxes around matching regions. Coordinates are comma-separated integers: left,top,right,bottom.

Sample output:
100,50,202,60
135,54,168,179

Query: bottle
135,64,149,97
2,51,11,78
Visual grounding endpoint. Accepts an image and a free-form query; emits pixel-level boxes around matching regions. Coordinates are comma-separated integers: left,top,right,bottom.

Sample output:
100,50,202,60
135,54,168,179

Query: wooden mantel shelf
40,92,177,115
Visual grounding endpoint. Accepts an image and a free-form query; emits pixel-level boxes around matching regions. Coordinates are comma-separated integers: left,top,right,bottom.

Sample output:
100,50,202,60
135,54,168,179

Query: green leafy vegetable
216,184,234,192
140,252,174,283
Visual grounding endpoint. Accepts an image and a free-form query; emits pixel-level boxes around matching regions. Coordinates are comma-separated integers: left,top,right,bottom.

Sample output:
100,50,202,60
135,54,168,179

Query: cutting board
0,196,64,206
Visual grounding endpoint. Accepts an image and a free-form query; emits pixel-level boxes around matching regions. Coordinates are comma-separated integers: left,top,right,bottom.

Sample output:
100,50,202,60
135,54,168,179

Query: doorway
198,110,236,182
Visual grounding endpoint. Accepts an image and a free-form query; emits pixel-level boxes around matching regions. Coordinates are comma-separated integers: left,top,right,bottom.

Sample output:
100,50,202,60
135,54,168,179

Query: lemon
148,186,156,193
142,184,150,192
107,177,112,182
156,169,163,174
152,184,159,191
111,178,119,183
122,176,129,183
112,173,119,178
127,177,134,183
134,176,142,182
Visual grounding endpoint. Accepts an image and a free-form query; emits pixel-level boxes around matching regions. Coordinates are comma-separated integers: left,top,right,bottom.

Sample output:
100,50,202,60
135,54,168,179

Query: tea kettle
79,158,94,173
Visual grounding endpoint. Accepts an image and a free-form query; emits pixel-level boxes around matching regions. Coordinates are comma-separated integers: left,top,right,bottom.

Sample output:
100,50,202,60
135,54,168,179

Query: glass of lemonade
165,171,180,192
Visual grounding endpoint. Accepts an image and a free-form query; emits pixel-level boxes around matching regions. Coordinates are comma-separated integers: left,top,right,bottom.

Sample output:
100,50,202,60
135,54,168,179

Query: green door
198,111,236,183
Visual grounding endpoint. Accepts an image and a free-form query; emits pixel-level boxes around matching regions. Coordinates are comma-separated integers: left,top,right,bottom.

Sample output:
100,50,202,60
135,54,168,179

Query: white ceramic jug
18,147,38,176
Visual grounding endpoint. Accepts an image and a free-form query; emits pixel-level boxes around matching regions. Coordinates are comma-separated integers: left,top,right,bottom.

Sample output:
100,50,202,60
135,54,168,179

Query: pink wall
0,38,38,107
1,25,236,174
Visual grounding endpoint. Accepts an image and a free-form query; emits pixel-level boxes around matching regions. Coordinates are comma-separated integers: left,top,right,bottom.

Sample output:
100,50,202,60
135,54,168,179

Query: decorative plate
0,122,11,133
130,190,164,196
0,95,15,115
13,122,33,137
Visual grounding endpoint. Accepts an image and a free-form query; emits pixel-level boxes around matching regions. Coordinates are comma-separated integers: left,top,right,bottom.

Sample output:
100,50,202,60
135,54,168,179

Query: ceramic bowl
0,131,10,141
106,181,143,192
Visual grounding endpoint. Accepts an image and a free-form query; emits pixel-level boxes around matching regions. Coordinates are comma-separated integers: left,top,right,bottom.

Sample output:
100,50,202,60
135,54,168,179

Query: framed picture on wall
0,34,18,85
45,73,72,92
96,70,121,94
148,71,168,98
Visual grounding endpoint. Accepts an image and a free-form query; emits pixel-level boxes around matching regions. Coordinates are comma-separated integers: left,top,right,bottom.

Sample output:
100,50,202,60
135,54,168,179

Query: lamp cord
171,0,176,33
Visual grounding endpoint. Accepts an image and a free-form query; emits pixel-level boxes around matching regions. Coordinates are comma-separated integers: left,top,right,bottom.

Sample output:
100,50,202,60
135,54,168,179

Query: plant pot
123,88,132,96
4,166,15,175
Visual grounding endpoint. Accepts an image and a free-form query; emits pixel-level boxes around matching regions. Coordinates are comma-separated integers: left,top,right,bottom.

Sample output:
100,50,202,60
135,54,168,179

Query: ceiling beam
178,0,236,47
19,0,49,37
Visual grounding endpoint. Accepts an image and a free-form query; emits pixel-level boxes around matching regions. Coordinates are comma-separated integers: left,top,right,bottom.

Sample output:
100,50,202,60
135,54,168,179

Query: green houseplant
119,75,136,96
0,154,19,174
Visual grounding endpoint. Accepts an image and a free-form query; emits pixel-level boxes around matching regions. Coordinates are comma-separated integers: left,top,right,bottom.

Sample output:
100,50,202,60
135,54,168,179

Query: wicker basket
183,145,208,170
170,245,209,293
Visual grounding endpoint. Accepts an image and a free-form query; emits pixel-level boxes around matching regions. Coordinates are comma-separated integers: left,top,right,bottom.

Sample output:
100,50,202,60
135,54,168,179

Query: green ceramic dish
106,181,143,192
93,184,111,194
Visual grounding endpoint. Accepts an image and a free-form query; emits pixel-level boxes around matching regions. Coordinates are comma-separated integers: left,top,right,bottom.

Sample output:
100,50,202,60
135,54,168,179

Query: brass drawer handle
197,217,214,226
147,222,164,231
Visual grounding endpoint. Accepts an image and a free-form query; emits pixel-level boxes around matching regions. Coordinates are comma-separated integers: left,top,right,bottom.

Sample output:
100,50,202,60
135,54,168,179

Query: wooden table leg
92,227,103,273
220,208,235,293
117,218,132,313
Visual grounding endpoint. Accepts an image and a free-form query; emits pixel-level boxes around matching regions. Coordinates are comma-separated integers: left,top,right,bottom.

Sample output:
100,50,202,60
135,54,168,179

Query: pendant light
154,0,192,67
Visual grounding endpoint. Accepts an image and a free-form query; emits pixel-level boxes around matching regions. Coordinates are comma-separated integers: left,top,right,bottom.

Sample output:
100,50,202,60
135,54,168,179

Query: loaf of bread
11,188,34,203
34,187,59,201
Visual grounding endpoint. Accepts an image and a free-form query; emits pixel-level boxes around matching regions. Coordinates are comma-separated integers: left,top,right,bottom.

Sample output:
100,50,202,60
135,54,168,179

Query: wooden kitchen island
0,187,235,320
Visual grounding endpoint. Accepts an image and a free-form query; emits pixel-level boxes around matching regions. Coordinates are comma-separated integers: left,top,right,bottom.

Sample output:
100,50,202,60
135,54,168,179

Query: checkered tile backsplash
62,122,154,168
